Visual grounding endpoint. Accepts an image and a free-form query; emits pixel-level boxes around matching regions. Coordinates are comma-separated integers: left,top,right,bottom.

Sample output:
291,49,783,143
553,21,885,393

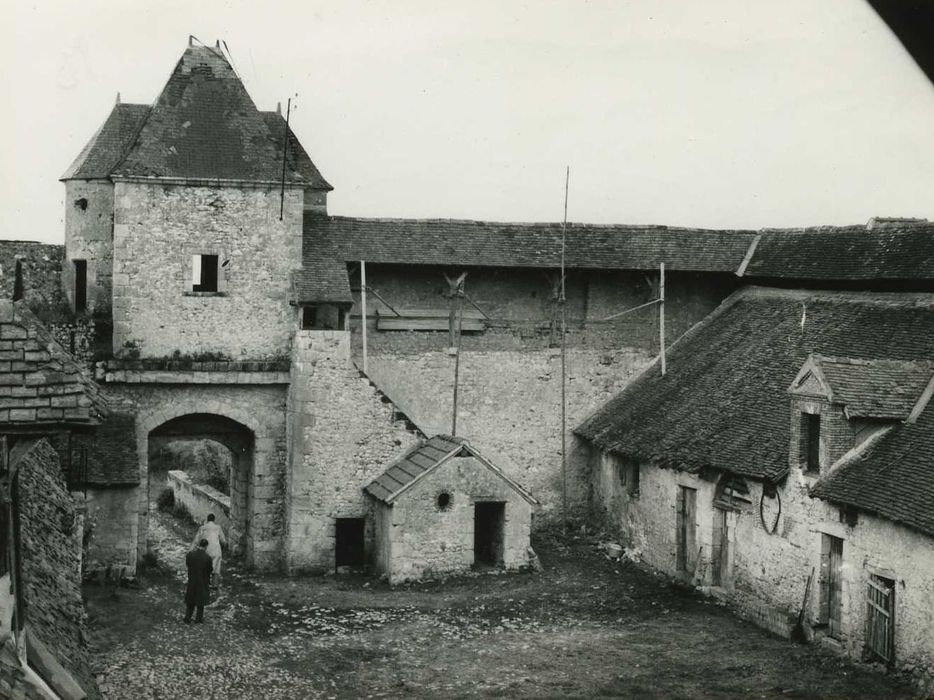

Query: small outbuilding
364,435,538,583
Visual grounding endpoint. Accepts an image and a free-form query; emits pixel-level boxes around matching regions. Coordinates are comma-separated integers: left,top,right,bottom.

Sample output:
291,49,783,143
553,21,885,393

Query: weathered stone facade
103,379,289,570
83,486,140,571
111,181,303,358
17,439,100,699
371,455,534,584
286,330,419,573
63,180,115,316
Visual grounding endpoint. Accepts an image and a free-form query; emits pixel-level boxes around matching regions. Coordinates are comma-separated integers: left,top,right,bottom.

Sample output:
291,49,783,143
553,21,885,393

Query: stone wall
103,380,288,570
585,441,934,678
16,439,100,699
64,179,115,316
83,486,140,571
168,469,232,534
373,455,533,584
111,181,303,358
286,330,419,574
364,348,651,523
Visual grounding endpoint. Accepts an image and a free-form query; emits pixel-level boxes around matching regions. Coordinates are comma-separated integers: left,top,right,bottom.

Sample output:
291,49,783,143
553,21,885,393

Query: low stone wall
168,470,232,533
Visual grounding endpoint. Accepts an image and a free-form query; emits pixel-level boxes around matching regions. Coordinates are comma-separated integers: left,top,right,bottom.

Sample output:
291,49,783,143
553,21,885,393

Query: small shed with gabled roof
364,435,538,584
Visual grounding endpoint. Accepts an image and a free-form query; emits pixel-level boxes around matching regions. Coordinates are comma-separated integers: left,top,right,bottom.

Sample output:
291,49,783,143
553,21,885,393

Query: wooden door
676,486,697,574
819,534,844,638
866,575,895,664
711,508,728,586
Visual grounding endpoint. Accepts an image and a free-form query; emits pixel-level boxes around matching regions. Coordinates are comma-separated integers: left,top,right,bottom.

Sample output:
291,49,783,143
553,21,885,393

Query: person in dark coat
184,539,213,623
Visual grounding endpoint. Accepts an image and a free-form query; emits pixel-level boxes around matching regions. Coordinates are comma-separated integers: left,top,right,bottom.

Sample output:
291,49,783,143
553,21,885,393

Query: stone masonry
111,181,303,358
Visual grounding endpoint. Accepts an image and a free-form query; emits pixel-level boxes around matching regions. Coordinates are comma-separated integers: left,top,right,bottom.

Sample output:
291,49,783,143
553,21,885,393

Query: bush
156,487,175,512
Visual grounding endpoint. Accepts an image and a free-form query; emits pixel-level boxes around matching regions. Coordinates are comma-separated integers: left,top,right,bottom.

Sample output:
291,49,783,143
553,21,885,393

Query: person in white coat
192,513,226,587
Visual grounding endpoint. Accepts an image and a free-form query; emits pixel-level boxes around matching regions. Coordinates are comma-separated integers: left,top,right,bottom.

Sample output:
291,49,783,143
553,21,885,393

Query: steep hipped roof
811,405,934,537
260,112,332,190
790,355,934,420
575,288,934,482
61,103,151,181
745,221,934,280
0,301,107,427
307,215,756,271
107,44,326,185
364,434,538,505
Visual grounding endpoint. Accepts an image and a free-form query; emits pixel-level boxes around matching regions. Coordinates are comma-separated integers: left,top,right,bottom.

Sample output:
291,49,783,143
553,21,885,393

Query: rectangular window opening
192,254,219,293
74,260,87,312
802,413,821,473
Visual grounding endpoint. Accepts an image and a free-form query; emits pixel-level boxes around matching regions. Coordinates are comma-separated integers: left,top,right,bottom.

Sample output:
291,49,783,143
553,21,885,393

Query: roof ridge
326,215,757,233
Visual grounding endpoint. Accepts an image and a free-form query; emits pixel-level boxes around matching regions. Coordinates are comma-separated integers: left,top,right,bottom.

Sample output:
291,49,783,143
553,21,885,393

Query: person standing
192,513,227,587
184,539,212,623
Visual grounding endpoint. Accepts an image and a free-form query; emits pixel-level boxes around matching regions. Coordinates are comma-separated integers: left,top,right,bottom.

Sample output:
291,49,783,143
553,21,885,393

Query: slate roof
796,355,934,420
0,301,108,427
260,112,332,190
84,410,139,486
364,434,538,504
575,287,934,482
61,103,151,181
81,44,329,186
811,404,934,537
291,258,353,304
745,221,934,280
307,215,756,271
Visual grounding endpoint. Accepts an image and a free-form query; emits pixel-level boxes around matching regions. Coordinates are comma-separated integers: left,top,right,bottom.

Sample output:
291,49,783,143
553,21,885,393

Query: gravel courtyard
84,509,919,699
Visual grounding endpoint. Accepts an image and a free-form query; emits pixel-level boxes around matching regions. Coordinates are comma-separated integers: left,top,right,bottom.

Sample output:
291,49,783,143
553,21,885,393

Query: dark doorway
710,507,729,587
676,486,697,575
473,502,505,567
335,518,366,569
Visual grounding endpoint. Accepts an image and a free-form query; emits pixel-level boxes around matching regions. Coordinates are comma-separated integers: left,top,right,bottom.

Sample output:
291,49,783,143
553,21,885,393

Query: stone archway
149,414,254,557
135,400,277,569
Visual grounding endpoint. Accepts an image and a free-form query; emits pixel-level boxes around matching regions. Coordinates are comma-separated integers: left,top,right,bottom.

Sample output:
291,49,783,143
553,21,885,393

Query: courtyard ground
84,509,920,700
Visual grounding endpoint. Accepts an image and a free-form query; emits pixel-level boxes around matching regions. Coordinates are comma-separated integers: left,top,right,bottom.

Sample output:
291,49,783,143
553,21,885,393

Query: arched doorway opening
148,414,254,558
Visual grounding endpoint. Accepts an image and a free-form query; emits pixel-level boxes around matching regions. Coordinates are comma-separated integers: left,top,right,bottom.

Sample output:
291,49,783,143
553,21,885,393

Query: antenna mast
561,166,569,533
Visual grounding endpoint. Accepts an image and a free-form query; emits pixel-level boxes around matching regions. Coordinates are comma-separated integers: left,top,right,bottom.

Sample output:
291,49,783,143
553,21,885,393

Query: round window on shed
436,491,452,511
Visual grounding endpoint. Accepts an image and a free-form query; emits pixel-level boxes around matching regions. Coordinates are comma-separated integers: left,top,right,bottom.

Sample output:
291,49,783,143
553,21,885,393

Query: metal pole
561,166,569,532
278,97,291,221
659,262,666,376
361,260,368,375
452,286,464,436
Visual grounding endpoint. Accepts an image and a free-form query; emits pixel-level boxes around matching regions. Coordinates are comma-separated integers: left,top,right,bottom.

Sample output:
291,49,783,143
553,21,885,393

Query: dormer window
802,412,821,473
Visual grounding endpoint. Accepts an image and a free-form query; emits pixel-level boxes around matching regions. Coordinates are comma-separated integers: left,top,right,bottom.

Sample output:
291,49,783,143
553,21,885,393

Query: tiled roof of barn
811,404,934,537
0,301,108,427
745,220,934,280
260,112,332,190
574,287,934,482
307,215,757,271
798,355,934,420
60,103,151,180
364,434,538,504
85,409,139,485
111,44,322,184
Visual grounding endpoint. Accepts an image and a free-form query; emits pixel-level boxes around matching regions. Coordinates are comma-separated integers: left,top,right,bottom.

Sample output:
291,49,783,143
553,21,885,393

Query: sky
1,0,933,244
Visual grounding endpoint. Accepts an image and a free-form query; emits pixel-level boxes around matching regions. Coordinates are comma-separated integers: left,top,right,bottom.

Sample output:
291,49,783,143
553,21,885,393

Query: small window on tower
74,260,88,312
192,254,219,293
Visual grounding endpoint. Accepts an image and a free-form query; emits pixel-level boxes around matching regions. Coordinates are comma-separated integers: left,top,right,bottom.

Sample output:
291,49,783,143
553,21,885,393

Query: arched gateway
149,414,254,556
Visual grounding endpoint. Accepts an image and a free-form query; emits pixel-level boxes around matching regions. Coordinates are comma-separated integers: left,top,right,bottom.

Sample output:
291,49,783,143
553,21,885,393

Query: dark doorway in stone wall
148,414,254,562
473,502,505,567
335,518,366,570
